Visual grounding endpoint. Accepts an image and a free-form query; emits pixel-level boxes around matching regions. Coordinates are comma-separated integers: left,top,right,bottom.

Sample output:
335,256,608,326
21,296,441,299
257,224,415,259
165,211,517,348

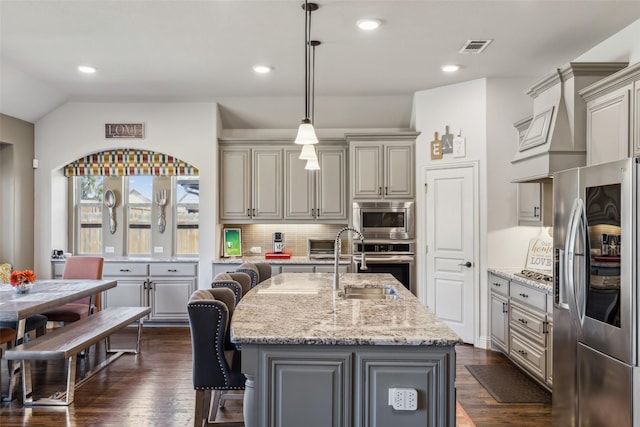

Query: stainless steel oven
352,241,415,294
353,201,415,240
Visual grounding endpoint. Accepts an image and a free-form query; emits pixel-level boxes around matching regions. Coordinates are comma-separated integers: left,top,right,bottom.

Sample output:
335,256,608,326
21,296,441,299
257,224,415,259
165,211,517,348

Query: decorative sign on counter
105,123,145,139
525,236,553,271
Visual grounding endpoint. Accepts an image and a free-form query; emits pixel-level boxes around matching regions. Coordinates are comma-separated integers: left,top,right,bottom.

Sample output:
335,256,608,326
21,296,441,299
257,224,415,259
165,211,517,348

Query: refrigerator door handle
565,197,584,327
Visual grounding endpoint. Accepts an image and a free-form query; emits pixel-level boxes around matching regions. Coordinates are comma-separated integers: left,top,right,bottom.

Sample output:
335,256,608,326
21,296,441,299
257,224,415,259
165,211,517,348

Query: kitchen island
231,273,461,427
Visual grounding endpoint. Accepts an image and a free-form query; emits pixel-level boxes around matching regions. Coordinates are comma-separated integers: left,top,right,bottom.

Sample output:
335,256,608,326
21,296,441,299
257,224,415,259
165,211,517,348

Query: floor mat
465,364,551,404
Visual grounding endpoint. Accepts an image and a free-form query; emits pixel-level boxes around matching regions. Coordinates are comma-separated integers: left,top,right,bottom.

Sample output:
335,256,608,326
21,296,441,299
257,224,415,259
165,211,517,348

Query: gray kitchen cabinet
101,261,197,323
212,261,349,280
246,345,455,427
508,281,550,387
517,181,552,227
148,263,198,321
489,273,509,352
580,62,640,164
219,146,283,221
488,271,552,390
284,146,347,221
347,134,417,200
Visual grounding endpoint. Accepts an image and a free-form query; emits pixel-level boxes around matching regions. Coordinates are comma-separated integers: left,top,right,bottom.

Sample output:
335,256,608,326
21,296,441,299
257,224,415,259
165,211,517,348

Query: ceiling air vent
459,39,493,54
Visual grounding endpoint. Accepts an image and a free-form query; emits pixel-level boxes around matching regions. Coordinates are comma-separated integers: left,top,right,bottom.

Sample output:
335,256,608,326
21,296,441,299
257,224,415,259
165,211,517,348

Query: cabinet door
102,279,146,311
384,143,414,198
586,84,631,166
280,265,315,273
546,319,553,387
316,147,347,219
149,278,196,321
517,182,542,224
351,143,383,199
220,148,251,220
490,292,509,352
634,79,640,156
253,149,283,219
284,148,314,220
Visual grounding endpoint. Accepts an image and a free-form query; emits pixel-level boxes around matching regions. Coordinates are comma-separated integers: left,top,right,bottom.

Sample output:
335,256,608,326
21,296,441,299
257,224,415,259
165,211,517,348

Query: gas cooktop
514,269,553,283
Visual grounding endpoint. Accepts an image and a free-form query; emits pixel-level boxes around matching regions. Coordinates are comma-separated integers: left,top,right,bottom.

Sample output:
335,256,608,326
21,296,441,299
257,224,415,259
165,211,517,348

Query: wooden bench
5,306,151,406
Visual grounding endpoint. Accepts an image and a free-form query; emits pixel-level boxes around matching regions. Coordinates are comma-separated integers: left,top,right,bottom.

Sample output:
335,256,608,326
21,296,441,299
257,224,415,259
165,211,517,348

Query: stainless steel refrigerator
553,158,637,426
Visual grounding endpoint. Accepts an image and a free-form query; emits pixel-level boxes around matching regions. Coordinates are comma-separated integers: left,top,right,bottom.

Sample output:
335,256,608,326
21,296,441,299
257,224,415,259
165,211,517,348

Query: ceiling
1,0,640,129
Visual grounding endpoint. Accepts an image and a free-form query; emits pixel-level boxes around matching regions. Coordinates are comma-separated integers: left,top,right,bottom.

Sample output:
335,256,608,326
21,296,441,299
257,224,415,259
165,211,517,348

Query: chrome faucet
334,227,367,290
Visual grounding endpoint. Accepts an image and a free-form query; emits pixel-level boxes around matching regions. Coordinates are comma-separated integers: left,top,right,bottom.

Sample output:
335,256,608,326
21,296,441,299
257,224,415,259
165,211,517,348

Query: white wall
0,114,35,271
413,77,543,347
413,78,487,345
34,102,218,284
575,18,640,65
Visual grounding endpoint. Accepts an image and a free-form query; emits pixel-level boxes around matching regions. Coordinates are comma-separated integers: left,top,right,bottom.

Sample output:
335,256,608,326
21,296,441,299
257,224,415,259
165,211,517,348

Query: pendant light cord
304,1,310,121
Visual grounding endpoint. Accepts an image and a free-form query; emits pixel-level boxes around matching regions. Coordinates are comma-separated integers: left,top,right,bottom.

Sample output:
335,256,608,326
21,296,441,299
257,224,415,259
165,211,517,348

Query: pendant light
294,1,319,146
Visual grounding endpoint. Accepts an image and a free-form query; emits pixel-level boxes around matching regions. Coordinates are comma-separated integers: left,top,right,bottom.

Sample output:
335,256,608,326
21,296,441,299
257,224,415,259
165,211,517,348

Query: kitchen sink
341,285,402,300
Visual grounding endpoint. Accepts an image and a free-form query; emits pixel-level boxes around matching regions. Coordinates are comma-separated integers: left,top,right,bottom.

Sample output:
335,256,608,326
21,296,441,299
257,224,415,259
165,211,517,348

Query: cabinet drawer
510,301,546,346
510,282,546,311
149,263,197,277
510,330,546,382
103,263,148,277
489,273,509,297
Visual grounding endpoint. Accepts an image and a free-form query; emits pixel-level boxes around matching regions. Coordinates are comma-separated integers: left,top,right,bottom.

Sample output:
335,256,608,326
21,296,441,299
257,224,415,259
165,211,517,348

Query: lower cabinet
243,344,456,427
212,261,349,280
101,261,197,323
488,272,552,390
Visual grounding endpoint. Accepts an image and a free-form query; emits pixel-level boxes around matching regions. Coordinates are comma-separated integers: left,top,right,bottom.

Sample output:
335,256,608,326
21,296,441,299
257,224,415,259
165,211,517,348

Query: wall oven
353,241,415,294
353,201,414,240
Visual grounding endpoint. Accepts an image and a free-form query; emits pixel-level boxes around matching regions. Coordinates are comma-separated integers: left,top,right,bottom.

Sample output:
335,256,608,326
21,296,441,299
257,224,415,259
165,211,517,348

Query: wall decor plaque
105,123,145,139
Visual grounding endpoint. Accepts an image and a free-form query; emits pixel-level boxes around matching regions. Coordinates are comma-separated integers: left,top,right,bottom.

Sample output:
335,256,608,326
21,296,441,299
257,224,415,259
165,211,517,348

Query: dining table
0,279,118,400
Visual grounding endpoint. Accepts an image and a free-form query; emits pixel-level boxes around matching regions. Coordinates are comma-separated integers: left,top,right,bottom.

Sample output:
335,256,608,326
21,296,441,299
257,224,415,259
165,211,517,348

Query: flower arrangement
10,270,36,287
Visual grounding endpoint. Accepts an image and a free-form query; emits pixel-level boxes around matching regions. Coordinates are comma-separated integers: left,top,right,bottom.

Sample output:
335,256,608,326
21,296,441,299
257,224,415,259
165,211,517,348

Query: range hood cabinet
512,62,627,183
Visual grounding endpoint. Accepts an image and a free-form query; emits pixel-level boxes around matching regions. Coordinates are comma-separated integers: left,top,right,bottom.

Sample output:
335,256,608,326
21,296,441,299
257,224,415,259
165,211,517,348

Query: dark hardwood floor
1,327,551,426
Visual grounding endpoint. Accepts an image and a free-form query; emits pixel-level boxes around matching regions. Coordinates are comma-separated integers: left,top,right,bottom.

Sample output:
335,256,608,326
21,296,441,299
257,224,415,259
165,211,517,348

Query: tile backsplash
222,224,346,257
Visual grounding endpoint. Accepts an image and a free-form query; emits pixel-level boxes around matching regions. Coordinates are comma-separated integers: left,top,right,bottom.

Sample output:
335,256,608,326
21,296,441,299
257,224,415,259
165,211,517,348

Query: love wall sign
525,237,553,271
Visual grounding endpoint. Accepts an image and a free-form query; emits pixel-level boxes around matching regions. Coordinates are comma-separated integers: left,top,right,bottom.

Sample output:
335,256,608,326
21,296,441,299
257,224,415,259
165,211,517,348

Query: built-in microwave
352,201,415,240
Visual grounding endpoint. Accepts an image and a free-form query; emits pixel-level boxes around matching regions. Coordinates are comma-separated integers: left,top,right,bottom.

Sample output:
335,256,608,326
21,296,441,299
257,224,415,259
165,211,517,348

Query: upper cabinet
580,63,640,166
517,181,552,227
284,146,347,221
346,133,418,200
219,141,348,223
219,146,283,221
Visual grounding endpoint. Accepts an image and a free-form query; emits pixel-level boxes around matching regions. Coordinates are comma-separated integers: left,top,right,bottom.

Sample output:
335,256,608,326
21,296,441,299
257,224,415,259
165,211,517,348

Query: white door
425,164,477,343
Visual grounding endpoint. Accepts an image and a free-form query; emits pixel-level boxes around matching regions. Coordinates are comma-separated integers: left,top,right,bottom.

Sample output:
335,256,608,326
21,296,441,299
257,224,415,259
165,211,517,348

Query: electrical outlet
388,387,418,411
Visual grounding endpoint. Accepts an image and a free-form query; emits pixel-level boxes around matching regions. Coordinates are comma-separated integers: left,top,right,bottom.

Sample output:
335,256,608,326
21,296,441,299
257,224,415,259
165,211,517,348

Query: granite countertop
231,272,462,347
214,255,351,265
488,267,553,294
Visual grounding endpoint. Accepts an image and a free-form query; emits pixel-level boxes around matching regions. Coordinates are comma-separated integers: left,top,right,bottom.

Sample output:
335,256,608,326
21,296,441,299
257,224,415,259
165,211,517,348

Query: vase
15,282,33,294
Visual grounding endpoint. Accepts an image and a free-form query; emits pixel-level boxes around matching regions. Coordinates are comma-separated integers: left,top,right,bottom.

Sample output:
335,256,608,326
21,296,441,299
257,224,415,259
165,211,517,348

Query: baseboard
475,335,491,350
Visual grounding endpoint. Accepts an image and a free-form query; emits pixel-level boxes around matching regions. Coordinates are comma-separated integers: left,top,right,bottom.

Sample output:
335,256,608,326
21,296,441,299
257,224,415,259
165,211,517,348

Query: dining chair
212,272,251,304
41,256,104,324
188,288,245,426
0,327,17,398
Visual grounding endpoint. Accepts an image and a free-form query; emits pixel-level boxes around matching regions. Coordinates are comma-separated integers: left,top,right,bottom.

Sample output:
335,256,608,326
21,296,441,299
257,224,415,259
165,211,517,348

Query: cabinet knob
534,206,540,217
247,209,251,217
385,186,388,195
168,269,178,272
493,282,501,287
519,293,529,298
378,187,382,195
120,269,130,272
518,318,528,325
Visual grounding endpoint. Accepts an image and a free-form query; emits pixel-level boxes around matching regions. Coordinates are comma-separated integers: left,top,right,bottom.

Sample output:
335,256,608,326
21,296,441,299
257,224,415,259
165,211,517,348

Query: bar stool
0,327,17,399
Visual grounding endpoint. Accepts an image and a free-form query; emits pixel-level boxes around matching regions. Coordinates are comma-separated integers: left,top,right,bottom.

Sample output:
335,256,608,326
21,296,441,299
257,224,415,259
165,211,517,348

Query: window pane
176,177,199,255
78,176,103,254
128,176,152,255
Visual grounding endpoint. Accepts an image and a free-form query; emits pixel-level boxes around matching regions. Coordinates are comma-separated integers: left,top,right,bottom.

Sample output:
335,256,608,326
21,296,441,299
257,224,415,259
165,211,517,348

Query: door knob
459,261,472,268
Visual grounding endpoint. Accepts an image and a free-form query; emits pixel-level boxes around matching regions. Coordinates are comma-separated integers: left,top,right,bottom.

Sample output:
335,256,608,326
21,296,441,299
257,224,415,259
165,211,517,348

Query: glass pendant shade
294,120,319,145
299,144,317,160
305,157,320,170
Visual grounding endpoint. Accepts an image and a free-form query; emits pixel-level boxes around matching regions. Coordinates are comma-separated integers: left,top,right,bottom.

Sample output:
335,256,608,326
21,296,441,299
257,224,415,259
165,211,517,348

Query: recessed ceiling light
253,65,272,74
357,19,381,31
441,64,460,73
78,65,96,74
